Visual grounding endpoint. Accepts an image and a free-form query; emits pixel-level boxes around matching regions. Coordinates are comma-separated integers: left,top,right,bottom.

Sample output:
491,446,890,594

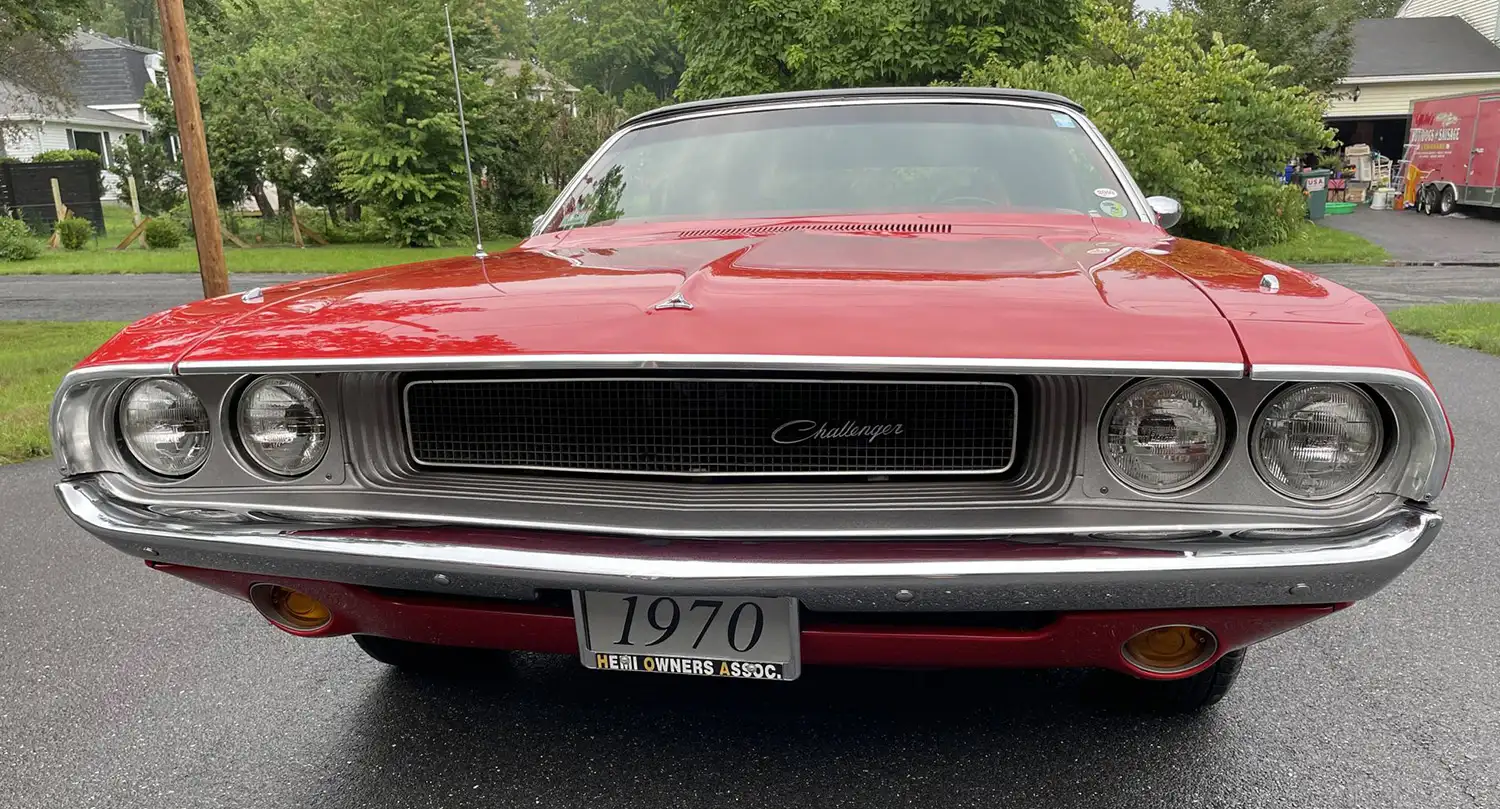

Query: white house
0,79,151,200
1327,4,1500,157
0,31,166,200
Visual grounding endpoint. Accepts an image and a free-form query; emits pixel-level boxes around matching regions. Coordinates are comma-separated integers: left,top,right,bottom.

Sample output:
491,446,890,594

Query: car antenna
444,4,487,259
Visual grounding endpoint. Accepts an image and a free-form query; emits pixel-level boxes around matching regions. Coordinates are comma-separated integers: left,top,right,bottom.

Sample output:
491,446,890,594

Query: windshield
545,102,1139,232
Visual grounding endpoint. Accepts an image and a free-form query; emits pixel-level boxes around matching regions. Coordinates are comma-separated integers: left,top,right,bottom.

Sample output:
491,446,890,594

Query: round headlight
236,376,328,477
118,378,212,477
1253,383,1383,500
1101,379,1227,494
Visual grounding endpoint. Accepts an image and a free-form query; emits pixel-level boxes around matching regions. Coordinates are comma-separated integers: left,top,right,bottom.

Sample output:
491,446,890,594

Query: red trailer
1408,90,1500,214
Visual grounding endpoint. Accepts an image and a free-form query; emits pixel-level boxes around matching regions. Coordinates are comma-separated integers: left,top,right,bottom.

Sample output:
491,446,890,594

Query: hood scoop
678,222,952,239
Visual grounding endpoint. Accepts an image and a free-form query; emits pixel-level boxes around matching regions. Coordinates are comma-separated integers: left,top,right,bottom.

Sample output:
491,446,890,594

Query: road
0,273,318,322
2,337,1496,809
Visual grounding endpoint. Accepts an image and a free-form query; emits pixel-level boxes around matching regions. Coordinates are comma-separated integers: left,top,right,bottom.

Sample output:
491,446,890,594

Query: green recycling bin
1292,169,1332,220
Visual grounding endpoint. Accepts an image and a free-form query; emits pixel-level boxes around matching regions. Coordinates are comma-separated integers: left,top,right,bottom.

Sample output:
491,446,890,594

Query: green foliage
620,84,665,118
0,218,42,262
30,149,101,164
143,217,185,249
54,217,93,250
532,0,684,98
321,0,470,246
968,6,1333,247
673,0,1088,100
1170,0,1355,93
1350,0,1403,15
110,135,184,216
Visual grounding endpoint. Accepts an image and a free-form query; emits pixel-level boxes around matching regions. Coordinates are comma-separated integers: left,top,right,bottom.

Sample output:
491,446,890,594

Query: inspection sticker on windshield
1051,112,1077,128
559,209,591,229
1099,200,1128,218
1094,188,1119,199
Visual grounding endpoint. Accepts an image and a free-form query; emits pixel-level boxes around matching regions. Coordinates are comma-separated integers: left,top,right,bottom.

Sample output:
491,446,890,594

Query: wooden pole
47,178,65,248
155,0,229,299
127,175,142,227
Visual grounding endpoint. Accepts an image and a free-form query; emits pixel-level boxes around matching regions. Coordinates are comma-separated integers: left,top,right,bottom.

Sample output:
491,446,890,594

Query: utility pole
155,0,229,299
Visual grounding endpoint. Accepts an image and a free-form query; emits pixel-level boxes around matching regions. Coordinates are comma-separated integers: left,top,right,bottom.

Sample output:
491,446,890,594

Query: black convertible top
620,87,1084,130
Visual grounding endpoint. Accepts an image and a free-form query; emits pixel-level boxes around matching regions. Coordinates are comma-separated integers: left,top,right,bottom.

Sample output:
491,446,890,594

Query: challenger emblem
771,419,906,445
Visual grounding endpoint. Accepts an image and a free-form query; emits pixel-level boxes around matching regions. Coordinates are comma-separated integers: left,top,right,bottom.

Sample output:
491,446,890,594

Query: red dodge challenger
52,88,1449,712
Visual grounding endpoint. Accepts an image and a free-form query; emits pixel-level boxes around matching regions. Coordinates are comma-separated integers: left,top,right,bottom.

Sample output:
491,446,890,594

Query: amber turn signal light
250,584,332,631
1121,625,1217,674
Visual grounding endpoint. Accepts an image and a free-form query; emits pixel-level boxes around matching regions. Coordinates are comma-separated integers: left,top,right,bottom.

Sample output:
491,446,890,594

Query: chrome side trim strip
59,479,1442,612
176,354,1247,378
1250,364,1451,501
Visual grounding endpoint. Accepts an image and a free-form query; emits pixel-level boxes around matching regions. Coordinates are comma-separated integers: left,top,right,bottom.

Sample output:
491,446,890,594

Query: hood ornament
1259,274,1280,294
653,292,694,311
240,287,264,304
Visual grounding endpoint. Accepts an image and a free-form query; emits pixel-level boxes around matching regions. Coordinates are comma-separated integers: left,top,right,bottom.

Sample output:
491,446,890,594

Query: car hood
90,218,1256,370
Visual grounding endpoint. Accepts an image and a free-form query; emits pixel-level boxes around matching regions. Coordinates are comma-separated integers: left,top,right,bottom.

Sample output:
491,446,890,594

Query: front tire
1439,185,1457,216
1101,649,1246,714
354,635,512,675
1420,186,1437,215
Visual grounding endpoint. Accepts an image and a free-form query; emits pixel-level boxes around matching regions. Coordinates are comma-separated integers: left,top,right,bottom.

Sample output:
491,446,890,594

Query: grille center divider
403,375,1020,477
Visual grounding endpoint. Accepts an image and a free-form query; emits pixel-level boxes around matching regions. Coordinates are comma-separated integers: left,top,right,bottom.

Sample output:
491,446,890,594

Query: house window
65,129,111,167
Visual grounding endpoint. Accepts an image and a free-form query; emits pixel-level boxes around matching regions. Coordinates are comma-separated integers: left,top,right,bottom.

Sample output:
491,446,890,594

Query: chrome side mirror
1146,196,1182,229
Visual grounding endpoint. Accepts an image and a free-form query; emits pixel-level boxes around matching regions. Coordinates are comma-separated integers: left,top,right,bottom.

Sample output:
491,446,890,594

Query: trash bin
1292,169,1332,220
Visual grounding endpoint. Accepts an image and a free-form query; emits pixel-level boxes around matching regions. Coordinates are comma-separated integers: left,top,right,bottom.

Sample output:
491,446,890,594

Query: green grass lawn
0,321,127,464
1,203,522,275
8,242,519,275
1389,303,1500,357
1247,220,1390,266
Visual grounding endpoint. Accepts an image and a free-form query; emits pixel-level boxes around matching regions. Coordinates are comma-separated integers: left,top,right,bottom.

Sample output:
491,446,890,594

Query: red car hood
86,216,1334,371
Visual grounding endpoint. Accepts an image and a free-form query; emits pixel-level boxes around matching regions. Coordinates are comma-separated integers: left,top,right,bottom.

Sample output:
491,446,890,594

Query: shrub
110,135,185,216
967,6,1334,247
0,217,42,261
143,217,185,249
31,149,101,164
55,217,93,250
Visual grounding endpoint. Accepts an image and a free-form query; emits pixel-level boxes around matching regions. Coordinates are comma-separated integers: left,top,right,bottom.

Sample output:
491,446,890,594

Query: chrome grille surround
402,375,1019,477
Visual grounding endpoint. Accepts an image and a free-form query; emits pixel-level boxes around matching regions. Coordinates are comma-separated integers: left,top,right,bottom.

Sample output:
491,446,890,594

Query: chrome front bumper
57,478,1442,613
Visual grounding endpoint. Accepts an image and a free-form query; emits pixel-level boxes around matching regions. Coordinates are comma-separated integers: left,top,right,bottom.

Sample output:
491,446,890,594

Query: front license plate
573,592,800,681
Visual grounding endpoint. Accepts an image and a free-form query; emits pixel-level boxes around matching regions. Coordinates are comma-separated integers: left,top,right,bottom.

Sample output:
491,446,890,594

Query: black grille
403,377,1019,477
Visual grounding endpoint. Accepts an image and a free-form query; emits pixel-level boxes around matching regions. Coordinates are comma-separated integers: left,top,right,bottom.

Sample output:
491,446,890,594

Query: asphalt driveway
2,337,1496,808
1321,205,1500,264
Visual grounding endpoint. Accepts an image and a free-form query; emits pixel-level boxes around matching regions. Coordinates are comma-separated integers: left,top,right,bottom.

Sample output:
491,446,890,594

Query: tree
970,5,1334,247
1171,0,1355,93
111,134,185,215
317,0,475,246
0,0,93,136
532,0,684,98
672,0,1088,100
1351,0,1404,16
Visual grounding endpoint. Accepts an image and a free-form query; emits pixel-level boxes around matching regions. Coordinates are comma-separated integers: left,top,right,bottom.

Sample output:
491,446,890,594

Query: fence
0,160,106,235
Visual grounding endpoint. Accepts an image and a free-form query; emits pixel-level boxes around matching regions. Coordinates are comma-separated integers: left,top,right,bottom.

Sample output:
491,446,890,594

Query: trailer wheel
1439,186,1457,216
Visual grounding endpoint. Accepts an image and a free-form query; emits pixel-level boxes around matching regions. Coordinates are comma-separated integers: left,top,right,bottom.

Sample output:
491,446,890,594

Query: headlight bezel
115,377,214,478
1098,377,1231,496
1250,381,1389,502
232,375,331,478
